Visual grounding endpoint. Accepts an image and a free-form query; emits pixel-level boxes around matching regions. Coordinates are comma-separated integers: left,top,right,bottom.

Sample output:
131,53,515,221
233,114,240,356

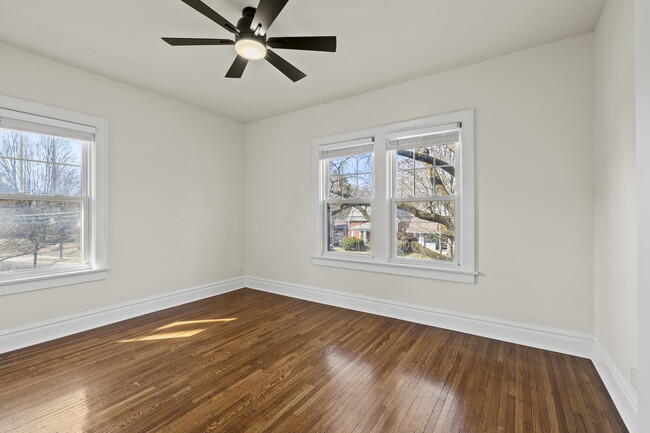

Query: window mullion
372,134,387,262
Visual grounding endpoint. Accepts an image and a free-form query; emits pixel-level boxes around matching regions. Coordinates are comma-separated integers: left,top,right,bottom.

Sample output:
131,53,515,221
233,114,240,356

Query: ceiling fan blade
265,50,306,82
162,37,234,46
180,0,239,34
225,56,249,78
250,0,289,35
267,36,336,52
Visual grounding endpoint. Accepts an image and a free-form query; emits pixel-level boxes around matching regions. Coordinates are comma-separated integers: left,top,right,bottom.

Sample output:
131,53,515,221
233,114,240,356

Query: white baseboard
0,277,243,354
243,276,594,358
592,338,638,433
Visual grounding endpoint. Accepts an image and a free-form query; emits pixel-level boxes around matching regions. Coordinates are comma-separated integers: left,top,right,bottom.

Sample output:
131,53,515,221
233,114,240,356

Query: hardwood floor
0,288,627,432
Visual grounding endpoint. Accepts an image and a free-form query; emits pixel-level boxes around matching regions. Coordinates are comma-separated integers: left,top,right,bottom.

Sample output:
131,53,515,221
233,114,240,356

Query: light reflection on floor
323,343,460,430
118,318,237,343
156,318,236,330
118,329,207,342
4,388,89,432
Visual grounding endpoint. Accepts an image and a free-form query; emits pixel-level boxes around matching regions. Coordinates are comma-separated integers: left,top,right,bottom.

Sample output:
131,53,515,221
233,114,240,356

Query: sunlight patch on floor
156,318,236,330
118,329,206,342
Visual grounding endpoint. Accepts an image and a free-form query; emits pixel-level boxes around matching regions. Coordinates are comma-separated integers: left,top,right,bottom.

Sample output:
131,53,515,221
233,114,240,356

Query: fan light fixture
161,0,338,81
235,37,267,60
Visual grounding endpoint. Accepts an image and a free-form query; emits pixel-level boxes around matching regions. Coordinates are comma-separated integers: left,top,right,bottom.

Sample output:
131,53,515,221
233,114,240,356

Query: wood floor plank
0,288,628,433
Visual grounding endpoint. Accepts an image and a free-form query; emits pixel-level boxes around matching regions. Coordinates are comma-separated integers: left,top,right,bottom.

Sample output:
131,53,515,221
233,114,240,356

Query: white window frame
313,109,476,283
0,95,109,295
318,137,375,260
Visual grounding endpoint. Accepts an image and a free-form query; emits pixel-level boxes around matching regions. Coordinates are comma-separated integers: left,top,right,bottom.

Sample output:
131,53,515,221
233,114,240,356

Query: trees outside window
0,129,85,272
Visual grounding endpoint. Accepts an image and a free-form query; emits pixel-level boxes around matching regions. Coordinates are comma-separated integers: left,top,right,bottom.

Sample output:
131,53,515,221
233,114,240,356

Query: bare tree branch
397,232,448,261
396,202,454,233
397,149,455,176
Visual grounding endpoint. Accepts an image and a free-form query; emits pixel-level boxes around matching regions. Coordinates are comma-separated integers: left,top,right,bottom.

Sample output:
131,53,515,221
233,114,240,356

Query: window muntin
0,121,90,274
320,139,374,256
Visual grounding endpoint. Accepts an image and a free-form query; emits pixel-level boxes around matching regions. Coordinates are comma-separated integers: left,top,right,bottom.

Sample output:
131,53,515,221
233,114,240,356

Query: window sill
312,256,476,283
0,266,110,296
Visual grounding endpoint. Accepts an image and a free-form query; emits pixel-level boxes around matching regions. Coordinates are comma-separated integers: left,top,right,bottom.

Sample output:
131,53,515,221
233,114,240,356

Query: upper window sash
320,137,375,203
0,145,90,195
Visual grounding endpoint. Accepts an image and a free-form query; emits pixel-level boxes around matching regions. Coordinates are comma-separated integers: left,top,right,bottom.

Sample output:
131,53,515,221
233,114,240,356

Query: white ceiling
0,0,606,123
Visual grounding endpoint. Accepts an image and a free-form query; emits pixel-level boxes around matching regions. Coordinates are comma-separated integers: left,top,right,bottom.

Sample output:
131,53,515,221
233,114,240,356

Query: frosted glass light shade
235,38,267,60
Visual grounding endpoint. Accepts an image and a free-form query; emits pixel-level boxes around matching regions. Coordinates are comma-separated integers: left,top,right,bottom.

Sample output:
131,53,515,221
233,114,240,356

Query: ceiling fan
162,0,337,82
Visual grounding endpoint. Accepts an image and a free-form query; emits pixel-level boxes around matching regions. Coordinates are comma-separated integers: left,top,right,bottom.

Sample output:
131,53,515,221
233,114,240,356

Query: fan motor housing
236,7,266,51
237,7,258,34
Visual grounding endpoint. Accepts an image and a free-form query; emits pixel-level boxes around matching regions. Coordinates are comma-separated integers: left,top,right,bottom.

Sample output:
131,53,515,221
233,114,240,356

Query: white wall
0,42,245,330
244,35,596,333
594,0,638,390
635,0,650,428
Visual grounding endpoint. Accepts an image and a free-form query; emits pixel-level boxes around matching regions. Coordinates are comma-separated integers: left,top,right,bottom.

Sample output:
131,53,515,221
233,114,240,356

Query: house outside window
0,95,108,295
313,109,475,283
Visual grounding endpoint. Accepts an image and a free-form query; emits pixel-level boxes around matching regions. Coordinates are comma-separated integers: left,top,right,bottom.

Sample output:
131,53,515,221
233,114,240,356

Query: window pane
23,133,54,162
23,161,54,195
0,129,21,158
0,158,20,193
0,200,83,272
329,157,344,176
435,167,455,195
329,175,342,199
56,138,83,166
340,175,356,198
396,170,413,197
56,165,82,196
358,154,372,173
414,147,434,168
396,149,413,169
340,156,357,175
395,200,455,261
327,203,371,254
434,144,456,166
414,168,434,197
357,174,372,198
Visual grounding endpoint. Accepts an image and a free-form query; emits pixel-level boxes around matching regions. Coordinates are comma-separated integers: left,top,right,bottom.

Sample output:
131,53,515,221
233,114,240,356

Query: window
0,95,108,294
313,110,475,283
388,124,459,265
320,138,374,256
